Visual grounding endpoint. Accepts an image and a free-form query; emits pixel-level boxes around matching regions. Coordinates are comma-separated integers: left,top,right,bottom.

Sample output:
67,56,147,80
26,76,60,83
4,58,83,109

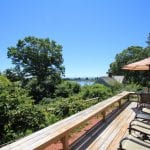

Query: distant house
96,76,124,87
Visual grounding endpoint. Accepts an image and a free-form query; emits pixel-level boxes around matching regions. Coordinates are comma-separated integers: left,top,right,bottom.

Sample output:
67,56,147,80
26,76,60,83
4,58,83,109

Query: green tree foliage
4,67,24,82
108,46,144,75
55,81,81,98
50,96,97,119
146,33,150,47
108,46,150,85
0,76,46,145
7,36,64,80
122,83,142,92
53,101,70,118
0,75,11,88
7,36,65,102
68,100,85,115
25,76,59,102
110,81,141,94
81,84,112,100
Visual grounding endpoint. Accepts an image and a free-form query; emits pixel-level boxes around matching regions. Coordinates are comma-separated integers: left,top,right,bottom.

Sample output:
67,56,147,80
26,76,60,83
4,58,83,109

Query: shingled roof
97,76,124,87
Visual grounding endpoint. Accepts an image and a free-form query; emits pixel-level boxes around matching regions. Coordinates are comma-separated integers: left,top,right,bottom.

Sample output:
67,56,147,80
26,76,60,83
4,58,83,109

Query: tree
145,33,150,58
146,33,150,47
7,36,65,102
108,46,144,75
108,46,150,85
4,67,24,82
0,76,46,145
55,81,81,98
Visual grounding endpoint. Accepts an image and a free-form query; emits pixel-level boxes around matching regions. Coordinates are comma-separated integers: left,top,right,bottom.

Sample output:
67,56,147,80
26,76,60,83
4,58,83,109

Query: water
76,80,94,86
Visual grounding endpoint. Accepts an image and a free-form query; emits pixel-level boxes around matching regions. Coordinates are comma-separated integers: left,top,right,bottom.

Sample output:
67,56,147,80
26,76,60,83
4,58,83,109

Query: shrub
123,83,142,92
0,76,47,145
53,101,70,118
55,81,81,98
110,82,142,94
109,81,123,94
25,77,57,103
69,101,85,115
80,84,112,101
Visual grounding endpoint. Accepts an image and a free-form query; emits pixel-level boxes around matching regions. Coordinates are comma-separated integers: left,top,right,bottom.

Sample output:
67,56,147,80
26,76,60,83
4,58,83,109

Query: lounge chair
128,119,150,140
118,93,150,149
135,101,150,123
136,113,150,121
142,107,150,114
135,109,150,122
118,135,150,150
118,119,150,149
138,93,150,108
129,119,150,129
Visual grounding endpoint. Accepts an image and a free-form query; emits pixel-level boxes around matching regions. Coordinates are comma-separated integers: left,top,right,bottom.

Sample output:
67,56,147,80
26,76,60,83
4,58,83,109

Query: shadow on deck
71,102,137,150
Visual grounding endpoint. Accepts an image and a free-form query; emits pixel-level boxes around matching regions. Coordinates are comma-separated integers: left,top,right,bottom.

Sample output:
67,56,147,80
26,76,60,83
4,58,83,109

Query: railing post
126,94,130,101
102,110,106,121
61,134,69,150
118,100,121,108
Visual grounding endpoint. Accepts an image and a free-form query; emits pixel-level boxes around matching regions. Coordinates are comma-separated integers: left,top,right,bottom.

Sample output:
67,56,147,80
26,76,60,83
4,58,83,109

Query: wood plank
87,102,136,150
100,105,136,150
87,108,131,149
1,91,132,150
107,112,135,150
100,114,132,150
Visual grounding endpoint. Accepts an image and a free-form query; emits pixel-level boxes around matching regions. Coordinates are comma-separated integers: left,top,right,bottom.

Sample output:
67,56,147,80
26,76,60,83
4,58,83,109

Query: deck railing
1,91,133,150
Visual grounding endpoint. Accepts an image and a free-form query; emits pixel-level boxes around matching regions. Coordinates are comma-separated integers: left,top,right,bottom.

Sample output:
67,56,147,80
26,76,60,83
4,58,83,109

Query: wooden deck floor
87,102,137,150
71,102,137,150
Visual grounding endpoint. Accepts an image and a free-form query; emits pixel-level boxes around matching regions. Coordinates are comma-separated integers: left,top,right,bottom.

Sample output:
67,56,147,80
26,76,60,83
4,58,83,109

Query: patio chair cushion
130,120,150,130
119,135,150,150
142,108,150,114
136,112,150,121
130,124,150,135
129,120,150,138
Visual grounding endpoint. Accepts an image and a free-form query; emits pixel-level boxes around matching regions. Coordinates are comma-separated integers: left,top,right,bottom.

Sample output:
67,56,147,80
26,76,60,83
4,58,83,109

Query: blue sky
0,0,150,77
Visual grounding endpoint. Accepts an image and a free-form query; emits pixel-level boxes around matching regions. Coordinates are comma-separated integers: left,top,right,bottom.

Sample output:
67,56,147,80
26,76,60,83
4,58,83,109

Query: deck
0,91,137,150
86,102,137,150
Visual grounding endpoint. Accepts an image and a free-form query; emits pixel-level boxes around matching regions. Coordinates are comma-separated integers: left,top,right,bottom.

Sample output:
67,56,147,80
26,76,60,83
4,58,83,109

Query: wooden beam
118,100,122,109
102,110,106,121
61,134,69,150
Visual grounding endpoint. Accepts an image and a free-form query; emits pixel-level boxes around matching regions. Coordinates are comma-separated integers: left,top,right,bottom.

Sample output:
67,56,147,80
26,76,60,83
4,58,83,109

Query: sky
0,0,150,77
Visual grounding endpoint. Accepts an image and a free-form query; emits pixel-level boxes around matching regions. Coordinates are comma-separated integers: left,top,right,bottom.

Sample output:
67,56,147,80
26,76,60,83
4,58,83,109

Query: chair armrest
128,124,150,140
118,137,129,150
